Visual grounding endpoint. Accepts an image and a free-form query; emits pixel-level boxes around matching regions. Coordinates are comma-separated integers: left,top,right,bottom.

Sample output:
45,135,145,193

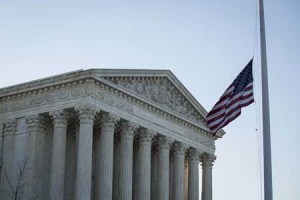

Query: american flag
206,59,254,134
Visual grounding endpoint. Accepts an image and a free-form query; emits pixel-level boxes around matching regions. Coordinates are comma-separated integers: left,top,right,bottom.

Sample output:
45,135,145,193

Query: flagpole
259,0,273,199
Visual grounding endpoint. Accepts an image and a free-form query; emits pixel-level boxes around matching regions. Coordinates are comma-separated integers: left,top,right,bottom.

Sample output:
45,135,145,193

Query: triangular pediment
93,69,209,128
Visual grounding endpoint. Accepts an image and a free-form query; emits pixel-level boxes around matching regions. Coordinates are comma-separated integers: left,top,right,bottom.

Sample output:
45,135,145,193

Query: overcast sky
1,0,299,199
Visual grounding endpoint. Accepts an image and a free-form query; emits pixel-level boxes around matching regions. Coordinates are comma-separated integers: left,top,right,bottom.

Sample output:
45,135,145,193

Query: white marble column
73,123,80,199
156,135,172,200
49,110,68,200
75,105,98,200
64,122,77,200
169,151,174,200
95,113,118,200
188,148,200,200
117,121,138,200
113,131,121,200
172,141,187,200
25,115,46,200
151,146,158,200
132,137,138,200
201,153,216,200
134,128,153,200
184,159,189,200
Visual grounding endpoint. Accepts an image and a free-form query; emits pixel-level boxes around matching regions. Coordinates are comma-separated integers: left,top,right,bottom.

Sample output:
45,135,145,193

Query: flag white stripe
208,93,253,127
207,83,253,121
220,85,235,97
240,95,254,105
211,109,241,132
217,108,241,129
210,86,235,110
209,82,253,112
207,92,243,121
209,100,241,127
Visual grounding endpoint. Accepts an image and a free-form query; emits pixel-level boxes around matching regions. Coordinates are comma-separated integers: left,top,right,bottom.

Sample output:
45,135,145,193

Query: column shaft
75,105,98,200
151,149,158,200
25,115,46,200
156,136,172,200
201,153,216,200
188,148,200,200
118,121,138,200
184,160,189,200
113,134,121,200
172,142,186,200
95,113,118,200
49,110,68,200
169,153,174,200
134,129,153,200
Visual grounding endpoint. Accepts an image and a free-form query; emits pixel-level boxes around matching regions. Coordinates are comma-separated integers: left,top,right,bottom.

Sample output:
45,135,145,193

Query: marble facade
0,69,224,200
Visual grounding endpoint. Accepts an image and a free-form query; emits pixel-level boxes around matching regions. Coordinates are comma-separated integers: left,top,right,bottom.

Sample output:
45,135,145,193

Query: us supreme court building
0,69,224,200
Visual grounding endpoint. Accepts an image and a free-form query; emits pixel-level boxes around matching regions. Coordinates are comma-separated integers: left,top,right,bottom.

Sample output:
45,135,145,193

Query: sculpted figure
158,79,168,104
151,79,160,102
167,84,176,109
144,79,152,99
175,96,187,114
135,80,145,94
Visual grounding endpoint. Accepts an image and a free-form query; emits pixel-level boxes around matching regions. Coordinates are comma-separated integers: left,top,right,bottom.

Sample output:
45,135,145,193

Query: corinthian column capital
100,113,120,128
172,141,188,157
75,104,99,122
3,119,17,134
200,153,216,166
49,110,69,128
188,147,201,162
136,128,155,144
156,135,173,152
120,121,139,139
25,115,46,131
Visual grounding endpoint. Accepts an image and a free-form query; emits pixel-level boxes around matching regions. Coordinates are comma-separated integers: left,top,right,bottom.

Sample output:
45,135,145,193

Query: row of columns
2,106,216,200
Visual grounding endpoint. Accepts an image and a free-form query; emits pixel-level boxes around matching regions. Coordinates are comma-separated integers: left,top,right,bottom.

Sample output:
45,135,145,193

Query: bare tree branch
3,167,15,195
0,156,31,200
0,187,14,198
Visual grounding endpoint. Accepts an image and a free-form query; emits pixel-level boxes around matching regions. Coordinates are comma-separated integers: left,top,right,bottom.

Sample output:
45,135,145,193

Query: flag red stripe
207,91,253,124
207,84,253,117
207,87,253,122
210,109,242,132
207,95,253,124
208,94,254,128
211,110,242,132
209,101,244,128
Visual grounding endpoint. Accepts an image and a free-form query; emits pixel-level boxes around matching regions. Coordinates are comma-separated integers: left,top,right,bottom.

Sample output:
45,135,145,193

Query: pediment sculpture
104,76,207,126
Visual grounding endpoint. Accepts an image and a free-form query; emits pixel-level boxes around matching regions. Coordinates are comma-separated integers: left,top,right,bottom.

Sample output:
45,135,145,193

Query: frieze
104,77,207,126
0,84,134,114
94,89,134,113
